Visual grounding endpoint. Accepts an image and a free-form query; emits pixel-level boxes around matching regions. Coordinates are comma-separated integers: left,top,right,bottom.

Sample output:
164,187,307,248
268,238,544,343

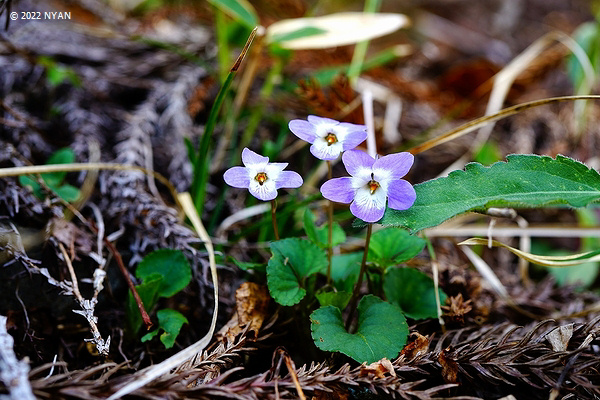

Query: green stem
326,161,333,285
345,223,373,331
191,28,257,214
347,0,381,82
271,199,280,241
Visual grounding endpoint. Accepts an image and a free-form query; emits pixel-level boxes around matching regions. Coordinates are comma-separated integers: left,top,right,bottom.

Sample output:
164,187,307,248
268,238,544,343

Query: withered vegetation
1,0,600,399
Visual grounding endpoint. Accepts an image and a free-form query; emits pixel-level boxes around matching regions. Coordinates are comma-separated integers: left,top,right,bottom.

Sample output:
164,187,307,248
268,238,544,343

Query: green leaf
303,209,347,249
184,137,196,166
135,249,192,298
547,208,600,287
232,258,266,273
383,267,446,320
142,309,188,349
126,274,162,334
473,140,502,166
310,295,408,363
331,252,362,292
18,148,80,201
45,148,75,179
267,238,328,306
316,290,352,309
368,227,425,268
54,184,80,202
18,175,42,197
544,249,599,288
566,21,600,90
380,155,600,233
208,0,259,29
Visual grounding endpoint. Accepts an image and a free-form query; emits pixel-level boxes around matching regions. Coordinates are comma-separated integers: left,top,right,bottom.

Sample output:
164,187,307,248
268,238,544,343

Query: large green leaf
380,155,600,233
383,267,446,320
310,295,408,363
267,238,328,306
368,227,425,268
135,249,192,298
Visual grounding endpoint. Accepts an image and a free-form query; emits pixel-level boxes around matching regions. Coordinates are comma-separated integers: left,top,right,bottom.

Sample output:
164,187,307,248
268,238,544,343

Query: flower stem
271,199,280,240
345,223,373,331
326,161,333,285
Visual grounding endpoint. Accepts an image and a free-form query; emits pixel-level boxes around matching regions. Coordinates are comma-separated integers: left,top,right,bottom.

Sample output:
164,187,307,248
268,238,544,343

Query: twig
280,348,306,400
102,238,153,330
0,315,35,400
58,243,111,356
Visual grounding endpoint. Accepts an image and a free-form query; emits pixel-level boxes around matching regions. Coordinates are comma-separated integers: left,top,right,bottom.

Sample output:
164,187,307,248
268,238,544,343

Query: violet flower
224,148,303,201
320,150,416,223
288,115,367,160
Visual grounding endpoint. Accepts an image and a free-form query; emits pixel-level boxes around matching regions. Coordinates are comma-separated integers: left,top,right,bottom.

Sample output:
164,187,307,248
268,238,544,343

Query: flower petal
338,122,367,132
342,149,375,177
310,140,344,160
320,177,355,203
249,180,278,201
242,148,269,167
307,115,340,126
386,179,416,211
350,186,387,223
373,152,414,181
341,130,368,151
223,166,251,188
264,162,289,181
289,120,318,143
275,171,303,189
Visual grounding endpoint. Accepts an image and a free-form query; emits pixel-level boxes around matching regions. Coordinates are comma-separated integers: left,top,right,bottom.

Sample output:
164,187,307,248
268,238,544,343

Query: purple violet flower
320,149,416,223
224,148,303,201
288,115,368,160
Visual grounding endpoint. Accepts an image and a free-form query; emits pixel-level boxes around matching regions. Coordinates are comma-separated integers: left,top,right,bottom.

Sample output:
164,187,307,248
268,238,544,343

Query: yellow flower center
255,172,268,185
368,180,380,194
325,132,338,146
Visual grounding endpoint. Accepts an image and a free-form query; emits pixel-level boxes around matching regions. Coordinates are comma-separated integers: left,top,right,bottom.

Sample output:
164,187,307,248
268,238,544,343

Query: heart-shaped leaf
267,238,328,306
383,267,446,320
310,295,408,363
368,227,425,268
136,249,192,298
